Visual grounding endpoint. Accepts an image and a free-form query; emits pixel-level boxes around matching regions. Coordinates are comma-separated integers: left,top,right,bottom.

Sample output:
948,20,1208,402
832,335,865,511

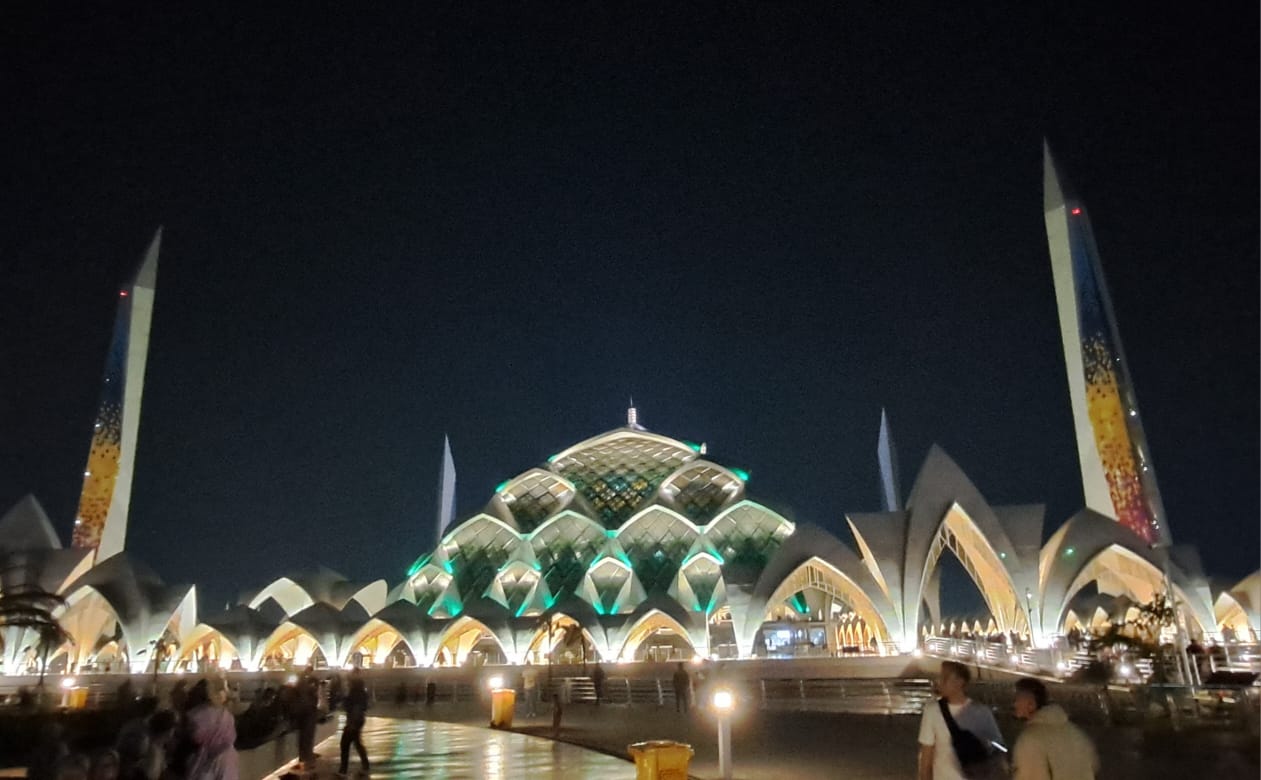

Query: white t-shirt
918,698,1003,780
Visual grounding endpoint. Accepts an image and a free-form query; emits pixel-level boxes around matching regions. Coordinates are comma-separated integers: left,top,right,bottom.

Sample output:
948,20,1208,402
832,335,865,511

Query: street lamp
712,687,735,780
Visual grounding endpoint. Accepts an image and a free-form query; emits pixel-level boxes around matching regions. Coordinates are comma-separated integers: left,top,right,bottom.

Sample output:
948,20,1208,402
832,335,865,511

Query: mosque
1,147,1257,677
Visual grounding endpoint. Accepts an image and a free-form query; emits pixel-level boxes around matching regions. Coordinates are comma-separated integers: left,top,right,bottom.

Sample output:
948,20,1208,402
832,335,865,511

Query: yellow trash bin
628,740,694,780
490,688,516,728
68,688,89,709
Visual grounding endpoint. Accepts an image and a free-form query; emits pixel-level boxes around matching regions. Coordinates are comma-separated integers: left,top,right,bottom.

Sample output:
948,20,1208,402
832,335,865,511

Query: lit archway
259,623,329,670
342,619,419,669
1056,544,1210,637
430,617,507,667
919,504,1025,635
177,625,241,672
617,609,696,662
760,557,893,653
524,613,600,665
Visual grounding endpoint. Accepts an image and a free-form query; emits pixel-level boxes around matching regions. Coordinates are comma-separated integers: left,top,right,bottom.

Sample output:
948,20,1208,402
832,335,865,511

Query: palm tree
557,622,588,670
534,613,556,683
0,583,67,687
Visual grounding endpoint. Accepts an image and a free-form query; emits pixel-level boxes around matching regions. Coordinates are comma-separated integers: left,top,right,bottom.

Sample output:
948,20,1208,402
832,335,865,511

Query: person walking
522,665,538,717
672,663,691,714
338,668,371,777
295,666,320,770
591,662,606,706
917,661,1005,780
1010,677,1099,780
185,679,239,780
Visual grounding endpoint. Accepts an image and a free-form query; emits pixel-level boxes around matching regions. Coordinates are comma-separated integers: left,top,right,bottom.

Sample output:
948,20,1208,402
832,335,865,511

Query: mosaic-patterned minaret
72,229,161,563
1044,145,1171,547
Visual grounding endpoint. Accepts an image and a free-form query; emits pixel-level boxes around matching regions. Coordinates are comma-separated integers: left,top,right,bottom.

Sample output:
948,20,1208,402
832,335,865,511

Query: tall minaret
434,434,456,545
72,228,162,563
1043,144,1171,547
877,408,902,512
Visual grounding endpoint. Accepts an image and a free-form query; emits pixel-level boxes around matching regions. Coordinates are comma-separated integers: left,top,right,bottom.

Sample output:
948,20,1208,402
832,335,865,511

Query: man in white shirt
918,661,1005,780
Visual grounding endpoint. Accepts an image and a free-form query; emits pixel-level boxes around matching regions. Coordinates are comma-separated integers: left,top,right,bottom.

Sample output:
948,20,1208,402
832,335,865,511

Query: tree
557,622,588,670
0,583,68,687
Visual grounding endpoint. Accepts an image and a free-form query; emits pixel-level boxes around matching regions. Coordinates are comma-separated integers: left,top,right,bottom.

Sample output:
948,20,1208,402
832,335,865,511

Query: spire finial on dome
627,397,642,429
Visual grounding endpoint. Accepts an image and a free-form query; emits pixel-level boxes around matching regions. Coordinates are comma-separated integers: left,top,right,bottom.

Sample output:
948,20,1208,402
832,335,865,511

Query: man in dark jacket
339,668,371,776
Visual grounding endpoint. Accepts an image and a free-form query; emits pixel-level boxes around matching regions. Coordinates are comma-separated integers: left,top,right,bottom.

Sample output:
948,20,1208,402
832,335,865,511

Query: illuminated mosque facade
1,148,1257,677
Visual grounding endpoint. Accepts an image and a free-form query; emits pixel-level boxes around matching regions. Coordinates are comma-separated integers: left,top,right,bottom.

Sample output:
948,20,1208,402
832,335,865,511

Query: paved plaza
261,716,633,779
360,700,1258,780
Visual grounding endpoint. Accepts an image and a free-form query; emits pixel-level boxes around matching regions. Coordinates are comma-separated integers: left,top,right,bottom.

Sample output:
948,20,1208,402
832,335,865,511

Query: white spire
435,435,456,545
877,408,902,512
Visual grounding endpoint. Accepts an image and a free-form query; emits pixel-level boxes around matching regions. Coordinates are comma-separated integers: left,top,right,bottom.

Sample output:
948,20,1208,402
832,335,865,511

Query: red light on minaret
119,290,128,297
1070,207,1082,215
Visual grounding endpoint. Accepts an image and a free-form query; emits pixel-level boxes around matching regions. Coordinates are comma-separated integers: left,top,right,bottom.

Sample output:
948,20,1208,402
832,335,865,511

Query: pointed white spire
877,408,902,512
435,435,456,545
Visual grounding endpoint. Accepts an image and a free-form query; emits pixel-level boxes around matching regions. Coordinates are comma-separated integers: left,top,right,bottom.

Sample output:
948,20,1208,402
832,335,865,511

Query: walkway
262,716,633,779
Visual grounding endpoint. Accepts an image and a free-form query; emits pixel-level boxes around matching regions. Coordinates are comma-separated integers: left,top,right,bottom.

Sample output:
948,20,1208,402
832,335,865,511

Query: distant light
488,675,505,690
119,290,129,297
1064,547,1075,557
1129,410,1138,417
712,688,735,712
286,674,298,685
690,655,704,666
1070,208,1082,215
731,468,750,482
60,677,77,689
1119,663,1133,677
911,648,924,658
84,471,91,477
494,480,511,494
1055,661,1068,672
999,552,1007,559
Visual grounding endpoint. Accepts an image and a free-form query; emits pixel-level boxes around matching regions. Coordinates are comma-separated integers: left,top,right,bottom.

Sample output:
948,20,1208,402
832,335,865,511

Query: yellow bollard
490,688,516,729
628,740,694,780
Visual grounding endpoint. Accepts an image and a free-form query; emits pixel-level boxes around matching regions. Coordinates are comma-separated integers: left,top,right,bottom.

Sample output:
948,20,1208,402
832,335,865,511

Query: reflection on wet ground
263,716,633,779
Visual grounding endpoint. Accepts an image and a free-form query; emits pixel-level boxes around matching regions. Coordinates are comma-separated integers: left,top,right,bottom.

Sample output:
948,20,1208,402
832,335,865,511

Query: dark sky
2,4,1256,611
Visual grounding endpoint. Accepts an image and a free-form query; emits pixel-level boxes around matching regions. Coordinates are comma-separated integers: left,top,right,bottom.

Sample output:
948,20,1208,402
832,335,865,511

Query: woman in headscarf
185,679,239,780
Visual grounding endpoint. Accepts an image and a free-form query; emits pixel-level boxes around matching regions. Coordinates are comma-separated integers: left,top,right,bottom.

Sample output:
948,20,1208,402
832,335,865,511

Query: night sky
2,4,1256,611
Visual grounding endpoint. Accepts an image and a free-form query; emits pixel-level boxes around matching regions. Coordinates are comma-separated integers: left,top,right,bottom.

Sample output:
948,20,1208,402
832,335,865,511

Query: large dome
405,425,795,620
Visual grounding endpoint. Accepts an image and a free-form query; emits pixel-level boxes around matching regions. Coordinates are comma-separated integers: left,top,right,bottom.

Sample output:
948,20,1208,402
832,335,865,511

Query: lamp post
712,687,735,780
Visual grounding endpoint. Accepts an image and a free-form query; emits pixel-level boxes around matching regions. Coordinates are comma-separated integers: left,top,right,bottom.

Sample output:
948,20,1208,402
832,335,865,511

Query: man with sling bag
918,661,1007,779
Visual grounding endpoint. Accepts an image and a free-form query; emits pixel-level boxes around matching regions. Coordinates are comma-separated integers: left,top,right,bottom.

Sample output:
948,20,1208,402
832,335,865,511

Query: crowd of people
20,664,375,780
25,677,240,780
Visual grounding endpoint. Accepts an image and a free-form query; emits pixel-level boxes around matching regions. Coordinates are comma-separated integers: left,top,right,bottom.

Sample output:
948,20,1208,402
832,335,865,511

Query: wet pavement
262,716,634,779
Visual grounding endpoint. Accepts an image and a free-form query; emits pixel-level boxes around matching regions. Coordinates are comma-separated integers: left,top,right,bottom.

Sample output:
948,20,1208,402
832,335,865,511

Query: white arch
428,616,509,667
615,608,698,661
616,505,703,537
917,503,1026,634
760,557,893,644
1056,544,1210,636
248,577,315,617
